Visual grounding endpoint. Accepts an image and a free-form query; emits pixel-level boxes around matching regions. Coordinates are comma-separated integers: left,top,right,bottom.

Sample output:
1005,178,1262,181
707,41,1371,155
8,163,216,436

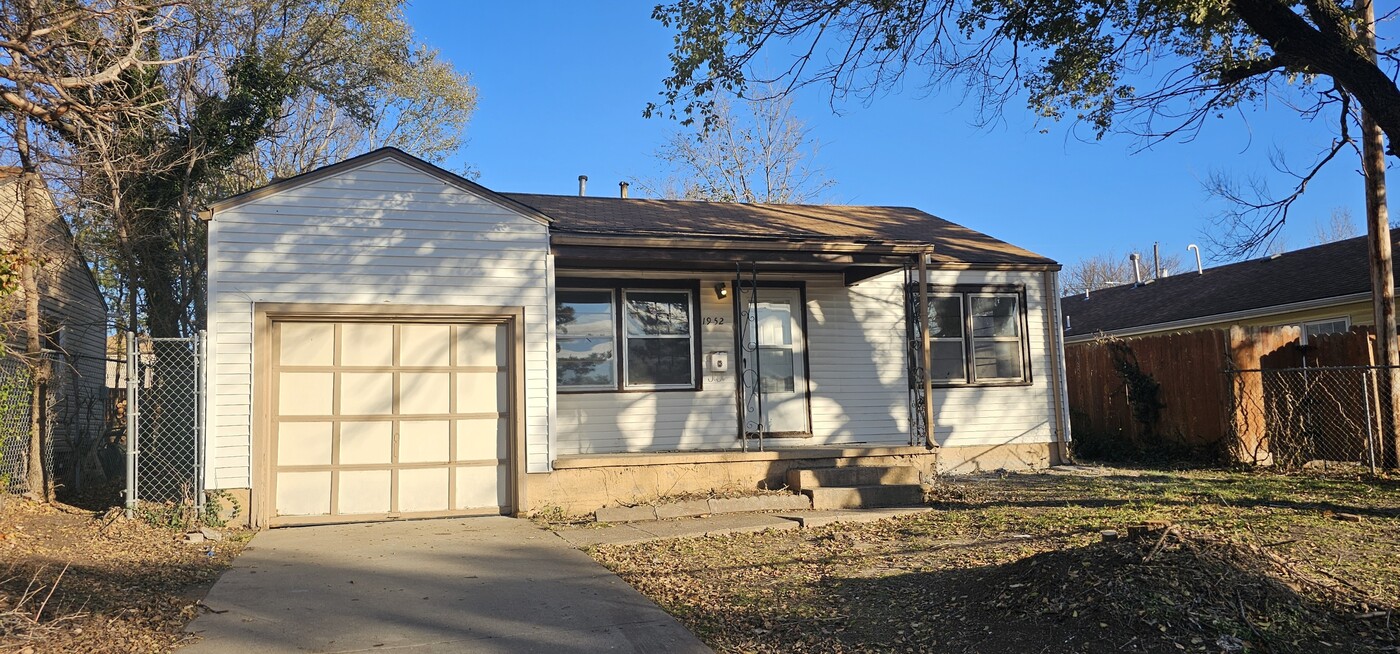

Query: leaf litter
590,467,1400,653
0,496,246,653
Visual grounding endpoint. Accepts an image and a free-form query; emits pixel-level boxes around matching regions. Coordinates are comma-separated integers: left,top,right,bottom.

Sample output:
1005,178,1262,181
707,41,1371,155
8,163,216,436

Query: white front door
738,287,811,434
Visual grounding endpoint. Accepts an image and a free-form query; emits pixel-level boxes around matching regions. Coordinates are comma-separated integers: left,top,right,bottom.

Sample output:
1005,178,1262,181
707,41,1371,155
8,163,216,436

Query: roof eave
1063,290,1372,343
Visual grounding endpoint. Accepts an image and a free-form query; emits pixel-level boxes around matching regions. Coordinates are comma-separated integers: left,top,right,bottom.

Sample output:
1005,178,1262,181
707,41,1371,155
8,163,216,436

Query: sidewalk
550,507,932,548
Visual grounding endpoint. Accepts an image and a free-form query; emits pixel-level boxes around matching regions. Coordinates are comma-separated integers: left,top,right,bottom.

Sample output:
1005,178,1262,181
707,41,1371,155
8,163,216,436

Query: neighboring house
0,169,109,472
1060,231,1398,345
201,148,1070,527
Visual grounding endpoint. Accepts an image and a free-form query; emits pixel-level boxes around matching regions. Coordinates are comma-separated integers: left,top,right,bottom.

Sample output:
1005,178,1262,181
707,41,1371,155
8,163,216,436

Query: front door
738,287,811,435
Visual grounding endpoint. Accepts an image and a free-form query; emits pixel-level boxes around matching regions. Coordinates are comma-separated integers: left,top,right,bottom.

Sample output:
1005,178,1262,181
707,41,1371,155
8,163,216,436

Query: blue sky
405,2,1379,269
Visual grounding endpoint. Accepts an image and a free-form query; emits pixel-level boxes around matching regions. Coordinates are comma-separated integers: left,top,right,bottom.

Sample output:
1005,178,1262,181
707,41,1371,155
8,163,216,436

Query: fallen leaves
0,497,246,653
591,468,1400,653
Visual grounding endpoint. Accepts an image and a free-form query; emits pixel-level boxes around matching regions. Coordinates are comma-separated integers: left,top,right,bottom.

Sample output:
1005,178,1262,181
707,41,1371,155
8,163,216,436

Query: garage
265,316,517,526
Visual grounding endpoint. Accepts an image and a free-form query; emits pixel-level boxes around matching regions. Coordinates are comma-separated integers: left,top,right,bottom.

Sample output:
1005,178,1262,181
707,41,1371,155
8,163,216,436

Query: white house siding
925,268,1057,447
206,157,552,490
554,268,1058,455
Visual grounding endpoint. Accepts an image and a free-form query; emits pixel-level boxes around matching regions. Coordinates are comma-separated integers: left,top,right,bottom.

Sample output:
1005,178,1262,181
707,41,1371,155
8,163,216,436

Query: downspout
1043,270,1072,464
918,250,937,452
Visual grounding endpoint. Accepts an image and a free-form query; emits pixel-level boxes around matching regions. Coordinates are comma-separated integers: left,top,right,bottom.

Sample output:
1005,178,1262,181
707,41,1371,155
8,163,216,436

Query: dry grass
0,497,247,653
590,467,1400,653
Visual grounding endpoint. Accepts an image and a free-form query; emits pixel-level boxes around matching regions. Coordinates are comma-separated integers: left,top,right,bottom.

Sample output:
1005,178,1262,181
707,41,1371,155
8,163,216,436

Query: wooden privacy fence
1066,325,1388,466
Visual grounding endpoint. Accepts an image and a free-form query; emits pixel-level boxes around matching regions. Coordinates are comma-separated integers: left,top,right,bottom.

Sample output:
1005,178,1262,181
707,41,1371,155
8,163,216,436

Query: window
1299,317,1350,345
556,286,697,391
920,287,1030,384
556,290,616,389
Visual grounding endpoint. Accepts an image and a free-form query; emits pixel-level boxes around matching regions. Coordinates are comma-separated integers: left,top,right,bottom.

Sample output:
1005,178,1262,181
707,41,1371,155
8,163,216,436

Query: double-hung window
556,285,697,391
921,287,1030,385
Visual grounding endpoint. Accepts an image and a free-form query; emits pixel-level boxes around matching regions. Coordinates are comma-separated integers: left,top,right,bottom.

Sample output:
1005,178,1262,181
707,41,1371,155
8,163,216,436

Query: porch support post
918,250,936,449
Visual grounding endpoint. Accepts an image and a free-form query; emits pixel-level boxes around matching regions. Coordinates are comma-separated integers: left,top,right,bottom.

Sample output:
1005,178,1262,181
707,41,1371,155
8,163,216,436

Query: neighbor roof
504,193,1055,266
1061,229,1396,339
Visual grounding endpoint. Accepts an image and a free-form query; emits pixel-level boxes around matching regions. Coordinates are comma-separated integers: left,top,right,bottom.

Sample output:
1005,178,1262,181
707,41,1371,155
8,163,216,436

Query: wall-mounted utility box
708,351,729,372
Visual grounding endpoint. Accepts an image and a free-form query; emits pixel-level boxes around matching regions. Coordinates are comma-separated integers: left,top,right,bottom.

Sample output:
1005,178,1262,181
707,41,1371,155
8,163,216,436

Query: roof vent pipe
619,181,629,198
1152,242,1162,280
578,175,588,196
1130,253,1142,285
1187,244,1203,274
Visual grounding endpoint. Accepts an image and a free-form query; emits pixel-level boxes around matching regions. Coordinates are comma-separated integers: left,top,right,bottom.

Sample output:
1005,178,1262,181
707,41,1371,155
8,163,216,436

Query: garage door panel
339,470,392,514
277,421,333,466
456,418,506,461
279,323,334,366
339,421,393,465
400,420,450,463
281,372,333,416
457,323,506,367
456,371,505,414
341,323,394,366
272,319,511,523
340,372,394,415
399,468,450,512
455,466,502,509
401,325,452,367
400,372,450,415
277,471,332,516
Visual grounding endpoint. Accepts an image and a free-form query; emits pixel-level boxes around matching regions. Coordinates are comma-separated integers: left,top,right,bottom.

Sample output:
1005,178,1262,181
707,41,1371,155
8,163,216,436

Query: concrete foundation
528,442,1059,516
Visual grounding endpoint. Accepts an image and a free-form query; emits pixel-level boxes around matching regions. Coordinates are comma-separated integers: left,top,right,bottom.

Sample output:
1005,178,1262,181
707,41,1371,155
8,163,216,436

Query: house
201,148,1070,527
1060,231,1398,345
0,169,109,483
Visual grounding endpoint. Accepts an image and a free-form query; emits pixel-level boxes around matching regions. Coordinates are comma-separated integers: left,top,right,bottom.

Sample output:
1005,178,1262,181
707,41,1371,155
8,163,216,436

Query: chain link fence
126,332,206,510
0,358,36,493
0,353,114,496
1231,365,1392,472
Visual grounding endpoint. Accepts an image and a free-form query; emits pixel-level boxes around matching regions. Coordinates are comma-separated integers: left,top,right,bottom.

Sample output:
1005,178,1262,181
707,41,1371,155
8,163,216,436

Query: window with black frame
922,287,1029,385
556,286,696,391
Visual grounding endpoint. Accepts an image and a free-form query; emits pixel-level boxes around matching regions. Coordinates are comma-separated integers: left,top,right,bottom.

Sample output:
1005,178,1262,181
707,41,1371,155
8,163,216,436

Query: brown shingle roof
1060,230,1395,338
502,193,1056,266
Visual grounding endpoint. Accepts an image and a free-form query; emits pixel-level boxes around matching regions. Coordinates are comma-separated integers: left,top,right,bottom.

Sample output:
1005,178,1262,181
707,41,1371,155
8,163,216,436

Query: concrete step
785,465,922,492
802,484,926,510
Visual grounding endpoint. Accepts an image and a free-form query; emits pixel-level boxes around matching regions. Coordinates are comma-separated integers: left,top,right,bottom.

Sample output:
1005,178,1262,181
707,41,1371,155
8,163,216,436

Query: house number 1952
703,316,726,325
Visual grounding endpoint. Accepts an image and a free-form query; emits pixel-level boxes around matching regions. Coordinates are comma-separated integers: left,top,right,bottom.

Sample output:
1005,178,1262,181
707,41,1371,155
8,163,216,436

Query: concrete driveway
183,517,711,653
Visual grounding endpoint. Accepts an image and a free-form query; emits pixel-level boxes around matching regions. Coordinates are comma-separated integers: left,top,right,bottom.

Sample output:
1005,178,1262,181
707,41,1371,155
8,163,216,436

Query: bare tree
1063,247,1184,295
1312,207,1362,245
636,93,833,203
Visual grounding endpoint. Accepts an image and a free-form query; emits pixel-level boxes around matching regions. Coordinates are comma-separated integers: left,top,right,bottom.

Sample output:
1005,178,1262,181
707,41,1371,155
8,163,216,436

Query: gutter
550,233,933,254
1063,291,1372,343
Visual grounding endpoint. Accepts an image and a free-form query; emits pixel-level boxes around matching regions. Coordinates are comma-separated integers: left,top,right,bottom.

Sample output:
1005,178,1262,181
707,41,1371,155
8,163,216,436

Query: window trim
556,278,703,394
919,284,1034,388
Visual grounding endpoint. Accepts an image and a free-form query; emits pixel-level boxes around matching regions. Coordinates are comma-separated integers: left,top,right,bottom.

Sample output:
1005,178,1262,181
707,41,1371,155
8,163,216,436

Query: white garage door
270,320,511,525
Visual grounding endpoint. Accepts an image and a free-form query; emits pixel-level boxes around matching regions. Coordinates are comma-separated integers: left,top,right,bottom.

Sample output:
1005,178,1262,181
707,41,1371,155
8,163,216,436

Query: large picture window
922,287,1030,385
557,285,697,391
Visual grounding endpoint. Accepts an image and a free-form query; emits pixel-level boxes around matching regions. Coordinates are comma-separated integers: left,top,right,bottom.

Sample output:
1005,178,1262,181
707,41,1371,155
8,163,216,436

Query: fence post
196,330,207,510
124,332,137,518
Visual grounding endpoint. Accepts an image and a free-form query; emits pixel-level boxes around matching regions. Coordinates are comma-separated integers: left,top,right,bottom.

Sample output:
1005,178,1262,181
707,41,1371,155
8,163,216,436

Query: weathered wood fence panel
1066,330,1232,456
1066,326,1379,462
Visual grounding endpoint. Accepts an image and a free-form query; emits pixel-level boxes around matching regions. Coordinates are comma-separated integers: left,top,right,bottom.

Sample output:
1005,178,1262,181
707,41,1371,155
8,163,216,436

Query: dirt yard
590,467,1400,653
0,496,246,653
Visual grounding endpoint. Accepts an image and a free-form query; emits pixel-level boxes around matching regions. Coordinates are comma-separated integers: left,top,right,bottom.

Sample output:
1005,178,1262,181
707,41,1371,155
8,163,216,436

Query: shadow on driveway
182,516,710,653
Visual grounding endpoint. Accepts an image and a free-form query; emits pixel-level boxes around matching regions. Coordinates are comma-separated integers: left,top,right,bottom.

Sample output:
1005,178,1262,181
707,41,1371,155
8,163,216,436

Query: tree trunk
1358,0,1399,469
14,110,52,502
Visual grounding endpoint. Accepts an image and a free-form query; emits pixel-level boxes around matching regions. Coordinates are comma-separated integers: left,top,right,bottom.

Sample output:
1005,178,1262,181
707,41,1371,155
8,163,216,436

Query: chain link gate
125,331,207,515
1230,364,1394,473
